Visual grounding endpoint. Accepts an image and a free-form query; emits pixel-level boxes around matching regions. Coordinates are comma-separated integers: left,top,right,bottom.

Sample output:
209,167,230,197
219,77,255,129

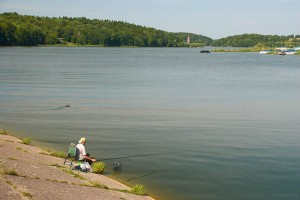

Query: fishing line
97,152,176,173
127,171,159,182
97,151,175,161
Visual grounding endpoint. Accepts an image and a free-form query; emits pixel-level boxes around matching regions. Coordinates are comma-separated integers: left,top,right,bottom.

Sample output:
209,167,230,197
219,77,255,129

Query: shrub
130,184,146,196
92,162,106,174
22,137,31,145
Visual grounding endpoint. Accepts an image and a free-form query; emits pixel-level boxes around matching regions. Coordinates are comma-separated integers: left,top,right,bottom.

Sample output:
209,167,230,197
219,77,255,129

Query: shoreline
1,45,299,55
0,131,155,200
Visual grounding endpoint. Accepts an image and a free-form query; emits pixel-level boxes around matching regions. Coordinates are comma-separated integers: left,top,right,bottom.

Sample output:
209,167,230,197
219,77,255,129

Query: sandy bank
0,133,154,200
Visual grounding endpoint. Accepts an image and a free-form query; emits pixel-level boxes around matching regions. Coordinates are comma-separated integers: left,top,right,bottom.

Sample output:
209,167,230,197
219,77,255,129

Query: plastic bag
80,161,92,172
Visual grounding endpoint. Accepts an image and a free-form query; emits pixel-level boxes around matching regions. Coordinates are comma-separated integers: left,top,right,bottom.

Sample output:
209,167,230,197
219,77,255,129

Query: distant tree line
1,13,299,47
212,33,300,47
0,12,206,47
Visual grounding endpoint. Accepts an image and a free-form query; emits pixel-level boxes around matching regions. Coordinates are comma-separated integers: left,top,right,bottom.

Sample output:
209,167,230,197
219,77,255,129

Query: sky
0,0,299,39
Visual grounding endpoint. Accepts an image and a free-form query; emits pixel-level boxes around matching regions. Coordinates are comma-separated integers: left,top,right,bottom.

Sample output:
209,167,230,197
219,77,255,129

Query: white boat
275,47,297,55
285,50,297,55
294,47,300,51
259,50,272,54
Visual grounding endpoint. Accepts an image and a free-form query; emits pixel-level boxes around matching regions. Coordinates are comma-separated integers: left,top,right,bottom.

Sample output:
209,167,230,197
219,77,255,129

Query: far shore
1,45,299,54
0,130,155,200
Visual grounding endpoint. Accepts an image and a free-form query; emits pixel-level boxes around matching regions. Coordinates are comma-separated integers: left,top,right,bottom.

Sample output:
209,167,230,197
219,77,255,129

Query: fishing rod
96,152,175,173
66,143,175,173
97,151,175,161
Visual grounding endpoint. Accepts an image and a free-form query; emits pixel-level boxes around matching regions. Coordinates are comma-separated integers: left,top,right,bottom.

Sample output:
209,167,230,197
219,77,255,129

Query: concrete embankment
0,133,154,200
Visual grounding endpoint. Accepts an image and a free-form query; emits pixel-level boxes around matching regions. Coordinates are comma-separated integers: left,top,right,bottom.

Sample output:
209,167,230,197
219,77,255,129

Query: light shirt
76,143,86,160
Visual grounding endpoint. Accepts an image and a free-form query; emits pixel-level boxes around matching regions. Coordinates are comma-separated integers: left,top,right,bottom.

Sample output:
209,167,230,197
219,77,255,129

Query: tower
187,34,190,45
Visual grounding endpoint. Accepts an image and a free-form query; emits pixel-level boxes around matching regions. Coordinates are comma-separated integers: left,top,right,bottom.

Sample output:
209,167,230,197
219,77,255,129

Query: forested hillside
0,12,210,47
213,33,300,47
1,13,299,47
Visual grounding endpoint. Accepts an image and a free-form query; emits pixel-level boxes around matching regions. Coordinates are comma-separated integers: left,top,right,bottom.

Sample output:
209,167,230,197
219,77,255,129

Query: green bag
68,143,77,158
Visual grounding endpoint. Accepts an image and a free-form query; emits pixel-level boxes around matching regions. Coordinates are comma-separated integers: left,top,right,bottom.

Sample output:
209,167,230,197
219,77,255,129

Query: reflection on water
1,47,300,200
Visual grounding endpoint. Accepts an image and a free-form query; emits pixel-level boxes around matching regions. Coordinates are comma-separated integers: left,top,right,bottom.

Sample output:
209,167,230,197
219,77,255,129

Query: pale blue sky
0,0,299,39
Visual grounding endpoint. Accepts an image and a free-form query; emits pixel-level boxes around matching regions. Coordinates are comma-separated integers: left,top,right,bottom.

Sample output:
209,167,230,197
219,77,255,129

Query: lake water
0,47,300,200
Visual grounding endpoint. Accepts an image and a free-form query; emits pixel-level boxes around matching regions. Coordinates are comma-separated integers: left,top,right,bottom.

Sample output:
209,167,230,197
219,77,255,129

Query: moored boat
294,47,300,51
275,47,298,55
278,51,286,55
285,50,297,55
200,50,211,53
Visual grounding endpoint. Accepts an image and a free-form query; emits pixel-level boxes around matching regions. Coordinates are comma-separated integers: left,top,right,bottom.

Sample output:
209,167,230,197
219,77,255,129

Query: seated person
76,137,96,165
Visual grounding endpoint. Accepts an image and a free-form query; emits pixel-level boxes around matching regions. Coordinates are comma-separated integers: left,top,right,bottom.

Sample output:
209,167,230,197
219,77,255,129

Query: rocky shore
0,133,154,200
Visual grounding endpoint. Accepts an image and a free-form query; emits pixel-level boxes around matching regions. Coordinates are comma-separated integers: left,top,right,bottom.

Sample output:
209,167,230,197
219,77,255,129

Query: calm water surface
0,47,300,200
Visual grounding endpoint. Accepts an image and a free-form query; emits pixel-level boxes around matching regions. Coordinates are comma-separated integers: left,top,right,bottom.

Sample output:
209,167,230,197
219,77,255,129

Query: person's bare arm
83,155,96,162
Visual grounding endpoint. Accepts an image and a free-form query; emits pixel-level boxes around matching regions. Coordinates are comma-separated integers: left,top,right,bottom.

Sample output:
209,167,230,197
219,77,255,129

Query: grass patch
49,163,64,168
8,157,17,160
5,180,17,189
4,169,19,176
89,181,108,189
39,152,49,155
40,149,67,158
46,178,68,183
50,151,67,158
62,169,85,180
5,180,13,185
22,191,33,199
40,148,67,158
92,162,106,174
0,162,4,171
129,184,146,196
57,180,68,183
0,129,7,135
41,147,52,153
21,137,31,145
16,147,29,153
